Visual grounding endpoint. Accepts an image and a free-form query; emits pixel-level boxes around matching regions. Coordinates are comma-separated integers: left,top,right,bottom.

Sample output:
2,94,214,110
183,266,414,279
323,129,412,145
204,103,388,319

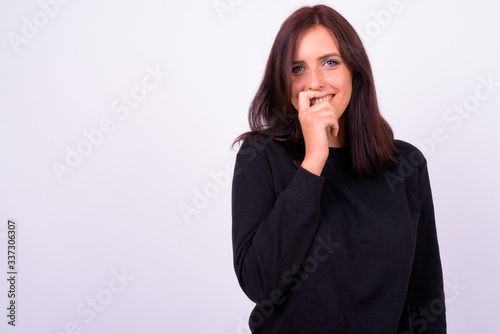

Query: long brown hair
234,5,397,179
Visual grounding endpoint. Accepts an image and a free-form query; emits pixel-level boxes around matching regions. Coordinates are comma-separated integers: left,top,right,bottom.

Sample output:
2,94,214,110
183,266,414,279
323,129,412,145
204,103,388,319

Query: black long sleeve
232,137,325,303
405,157,447,332
231,135,446,333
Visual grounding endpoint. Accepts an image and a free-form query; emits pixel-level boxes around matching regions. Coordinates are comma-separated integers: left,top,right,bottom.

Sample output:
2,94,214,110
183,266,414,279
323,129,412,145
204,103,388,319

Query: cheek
336,73,352,101
345,79,353,102
329,74,348,89
342,80,352,100
291,80,301,109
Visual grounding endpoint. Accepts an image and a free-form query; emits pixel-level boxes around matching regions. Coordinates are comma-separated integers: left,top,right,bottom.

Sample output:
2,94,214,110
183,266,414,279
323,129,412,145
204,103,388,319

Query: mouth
310,94,334,106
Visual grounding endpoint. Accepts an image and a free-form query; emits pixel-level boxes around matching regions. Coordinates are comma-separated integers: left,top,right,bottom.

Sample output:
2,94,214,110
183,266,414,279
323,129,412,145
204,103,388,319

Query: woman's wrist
301,155,326,176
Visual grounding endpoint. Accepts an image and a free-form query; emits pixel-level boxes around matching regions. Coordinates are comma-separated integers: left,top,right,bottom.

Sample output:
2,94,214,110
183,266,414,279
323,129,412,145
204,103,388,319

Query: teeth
311,95,333,105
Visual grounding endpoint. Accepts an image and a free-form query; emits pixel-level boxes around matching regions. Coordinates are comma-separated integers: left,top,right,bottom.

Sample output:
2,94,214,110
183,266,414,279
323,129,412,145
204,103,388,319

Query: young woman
232,5,446,333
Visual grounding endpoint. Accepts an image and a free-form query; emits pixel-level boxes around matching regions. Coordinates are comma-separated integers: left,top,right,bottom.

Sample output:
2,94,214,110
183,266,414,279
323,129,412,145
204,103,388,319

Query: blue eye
292,65,304,73
325,60,338,67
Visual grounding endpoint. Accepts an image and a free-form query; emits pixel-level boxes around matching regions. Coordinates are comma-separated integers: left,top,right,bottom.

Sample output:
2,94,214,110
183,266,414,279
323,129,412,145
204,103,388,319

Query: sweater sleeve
407,156,447,332
231,138,325,303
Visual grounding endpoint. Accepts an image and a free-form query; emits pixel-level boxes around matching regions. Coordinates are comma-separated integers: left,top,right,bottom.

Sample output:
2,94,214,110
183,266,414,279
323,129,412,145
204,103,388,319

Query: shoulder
393,139,427,167
393,139,420,155
382,140,430,194
237,133,291,162
237,132,272,152
235,133,299,180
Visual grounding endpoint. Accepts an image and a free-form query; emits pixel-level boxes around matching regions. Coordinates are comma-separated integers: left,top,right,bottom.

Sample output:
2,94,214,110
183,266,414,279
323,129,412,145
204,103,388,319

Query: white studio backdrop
0,0,499,333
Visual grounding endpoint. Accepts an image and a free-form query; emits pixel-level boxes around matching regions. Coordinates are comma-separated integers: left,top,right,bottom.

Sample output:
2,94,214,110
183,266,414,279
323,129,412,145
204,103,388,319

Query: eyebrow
292,52,341,66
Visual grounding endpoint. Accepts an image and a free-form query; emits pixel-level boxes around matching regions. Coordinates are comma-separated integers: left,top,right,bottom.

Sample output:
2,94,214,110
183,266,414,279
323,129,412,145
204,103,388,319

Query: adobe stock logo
179,161,235,223
7,0,73,53
248,235,340,329
48,268,134,334
213,0,243,21
51,65,168,182
384,74,499,192
356,0,403,46
416,74,499,157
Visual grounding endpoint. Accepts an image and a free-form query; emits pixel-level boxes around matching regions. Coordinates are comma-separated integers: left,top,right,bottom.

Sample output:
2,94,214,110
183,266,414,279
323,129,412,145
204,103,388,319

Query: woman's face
291,25,352,118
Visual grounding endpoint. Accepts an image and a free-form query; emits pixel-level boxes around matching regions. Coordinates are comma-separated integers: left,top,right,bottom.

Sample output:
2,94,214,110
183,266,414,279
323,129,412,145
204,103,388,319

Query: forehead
293,25,340,58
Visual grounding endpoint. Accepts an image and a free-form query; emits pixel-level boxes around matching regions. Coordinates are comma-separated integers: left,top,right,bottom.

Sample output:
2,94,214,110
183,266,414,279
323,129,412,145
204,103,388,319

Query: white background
1,0,499,333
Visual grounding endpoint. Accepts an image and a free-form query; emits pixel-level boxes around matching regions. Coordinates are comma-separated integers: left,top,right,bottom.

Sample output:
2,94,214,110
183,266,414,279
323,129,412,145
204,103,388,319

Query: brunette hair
234,5,397,179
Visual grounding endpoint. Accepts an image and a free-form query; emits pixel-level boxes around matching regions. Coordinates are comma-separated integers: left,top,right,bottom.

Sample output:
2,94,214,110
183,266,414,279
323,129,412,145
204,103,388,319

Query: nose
307,67,325,90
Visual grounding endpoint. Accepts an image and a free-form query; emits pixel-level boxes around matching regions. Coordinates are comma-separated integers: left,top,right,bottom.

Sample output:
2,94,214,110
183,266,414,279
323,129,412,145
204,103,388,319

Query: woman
232,5,446,333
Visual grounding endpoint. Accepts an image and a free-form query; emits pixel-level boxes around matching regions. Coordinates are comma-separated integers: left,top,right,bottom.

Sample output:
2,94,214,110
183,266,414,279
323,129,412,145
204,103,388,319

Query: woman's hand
297,90,340,176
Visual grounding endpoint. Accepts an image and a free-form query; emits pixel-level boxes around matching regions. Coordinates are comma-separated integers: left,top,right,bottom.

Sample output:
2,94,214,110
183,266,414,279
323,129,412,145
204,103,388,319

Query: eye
324,60,339,67
292,65,304,73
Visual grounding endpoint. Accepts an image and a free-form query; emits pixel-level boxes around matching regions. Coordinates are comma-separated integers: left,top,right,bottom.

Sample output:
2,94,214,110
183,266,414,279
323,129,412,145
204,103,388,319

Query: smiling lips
310,94,334,106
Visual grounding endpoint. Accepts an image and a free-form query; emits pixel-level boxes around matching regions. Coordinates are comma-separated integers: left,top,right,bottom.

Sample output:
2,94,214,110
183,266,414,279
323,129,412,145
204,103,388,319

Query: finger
307,100,337,113
298,108,337,125
298,91,328,112
299,104,338,124
303,109,338,119
330,122,340,138
301,111,339,133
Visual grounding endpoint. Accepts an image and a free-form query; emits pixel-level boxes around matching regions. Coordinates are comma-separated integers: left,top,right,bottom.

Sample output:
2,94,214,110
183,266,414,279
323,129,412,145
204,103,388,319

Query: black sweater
231,135,446,333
